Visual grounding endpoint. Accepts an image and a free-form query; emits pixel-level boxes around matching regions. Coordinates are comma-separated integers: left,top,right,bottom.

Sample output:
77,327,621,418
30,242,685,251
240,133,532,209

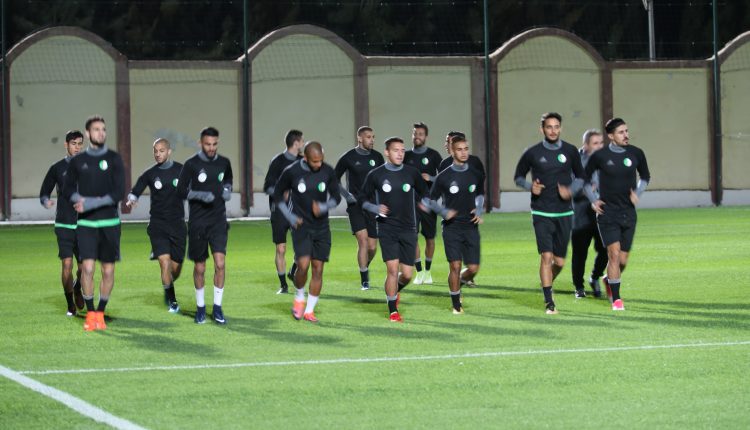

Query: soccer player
584,118,650,311
334,126,385,291
359,136,429,322
424,135,485,314
404,122,443,285
177,127,233,325
438,130,486,179
126,138,185,313
62,116,125,331
571,129,607,298
264,129,304,294
272,141,341,323
513,112,585,314
39,130,85,316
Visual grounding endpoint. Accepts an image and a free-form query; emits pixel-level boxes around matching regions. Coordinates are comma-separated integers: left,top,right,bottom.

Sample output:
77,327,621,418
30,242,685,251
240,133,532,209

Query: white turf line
17,340,750,376
0,365,148,430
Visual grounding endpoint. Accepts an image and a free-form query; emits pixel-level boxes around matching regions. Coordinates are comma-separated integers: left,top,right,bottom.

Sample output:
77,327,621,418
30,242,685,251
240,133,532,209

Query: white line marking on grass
0,364,148,430
18,340,750,376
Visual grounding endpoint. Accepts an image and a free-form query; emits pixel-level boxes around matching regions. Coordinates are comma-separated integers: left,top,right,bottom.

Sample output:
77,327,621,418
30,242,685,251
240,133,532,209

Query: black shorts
532,214,572,257
346,203,378,238
188,221,229,262
378,224,417,263
55,226,79,260
291,224,331,261
443,224,481,265
77,225,121,263
270,210,291,244
417,209,437,239
597,210,637,252
148,221,187,263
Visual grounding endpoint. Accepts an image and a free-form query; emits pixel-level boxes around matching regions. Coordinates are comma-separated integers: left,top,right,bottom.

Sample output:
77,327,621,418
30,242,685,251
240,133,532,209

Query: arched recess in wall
488,28,605,205
5,27,131,214
718,31,750,191
239,24,366,206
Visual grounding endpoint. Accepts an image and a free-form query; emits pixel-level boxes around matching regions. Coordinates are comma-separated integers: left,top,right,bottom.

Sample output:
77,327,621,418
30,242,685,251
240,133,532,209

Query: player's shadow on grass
101,317,222,357
333,321,464,342
632,298,749,311
222,315,345,346
407,318,551,339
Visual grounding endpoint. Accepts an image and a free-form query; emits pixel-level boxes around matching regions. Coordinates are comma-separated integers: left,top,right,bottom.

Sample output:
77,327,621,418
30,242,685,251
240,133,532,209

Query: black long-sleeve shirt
404,146,443,187
264,151,302,210
585,143,650,212
129,160,185,224
177,151,233,226
358,163,428,231
334,147,385,203
439,155,486,195
272,160,341,228
513,140,585,215
429,164,485,228
40,157,78,227
62,146,125,225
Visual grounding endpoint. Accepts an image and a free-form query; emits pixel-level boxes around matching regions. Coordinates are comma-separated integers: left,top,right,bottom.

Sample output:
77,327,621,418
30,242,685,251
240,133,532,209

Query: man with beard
334,126,385,291
513,112,585,315
404,122,442,285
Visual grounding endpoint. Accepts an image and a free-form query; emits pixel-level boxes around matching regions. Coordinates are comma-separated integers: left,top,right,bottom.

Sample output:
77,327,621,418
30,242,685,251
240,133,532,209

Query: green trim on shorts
54,223,77,230
77,218,121,228
531,210,574,218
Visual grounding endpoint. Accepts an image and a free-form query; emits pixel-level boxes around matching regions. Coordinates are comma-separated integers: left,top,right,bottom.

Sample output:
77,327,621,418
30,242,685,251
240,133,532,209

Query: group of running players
40,112,649,329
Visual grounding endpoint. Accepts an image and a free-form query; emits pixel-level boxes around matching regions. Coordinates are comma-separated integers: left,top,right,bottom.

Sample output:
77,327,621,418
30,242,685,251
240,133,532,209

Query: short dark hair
285,129,303,148
200,127,220,139
85,115,105,131
303,141,323,157
449,134,467,148
357,126,373,136
153,138,170,148
413,122,429,136
65,130,84,142
540,112,562,126
384,136,404,149
605,118,626,134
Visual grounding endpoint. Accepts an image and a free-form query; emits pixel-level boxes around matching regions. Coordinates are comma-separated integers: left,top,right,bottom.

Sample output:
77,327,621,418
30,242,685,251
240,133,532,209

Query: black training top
130,160,185,223
273,160,341,228
585,143,650,211
358,163,428,231
430,164,485,228
439,155,486,192
264,151,302,209
334,147,385,199
404,146,443,187
62,147,125,224
40,157,78,226
513,140,585,215
177,152,233,225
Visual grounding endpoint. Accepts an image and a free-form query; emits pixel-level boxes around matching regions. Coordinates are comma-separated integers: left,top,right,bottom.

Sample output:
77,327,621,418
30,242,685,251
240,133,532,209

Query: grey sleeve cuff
515,177,532,191
317,198,339,215
422,197,449,218
340,188,356,205
570,178,584,196
361,201,381,216
584,183,598,204
70,192,83,203
187,190,215,203
82,195,115,212
277,202,298,225
40,196,50,207
635,179,649,197
427,174,436,183
127,193,138,203
222,184,232,201
265,186,274,196
474,195,485,217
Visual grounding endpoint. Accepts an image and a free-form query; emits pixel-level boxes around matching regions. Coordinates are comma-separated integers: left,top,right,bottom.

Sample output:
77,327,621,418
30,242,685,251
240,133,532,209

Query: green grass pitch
1,206,749,429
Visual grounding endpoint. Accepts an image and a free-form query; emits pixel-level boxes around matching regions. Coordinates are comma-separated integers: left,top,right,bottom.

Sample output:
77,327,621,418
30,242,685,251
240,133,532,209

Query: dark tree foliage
4,0,749,61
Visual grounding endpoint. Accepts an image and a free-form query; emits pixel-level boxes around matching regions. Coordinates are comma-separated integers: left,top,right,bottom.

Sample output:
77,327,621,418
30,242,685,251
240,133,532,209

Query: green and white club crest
369,159,376,167
99,160,108,171
402,183,411,192
317,182,326,192
623,158,633,167
557,154,567,163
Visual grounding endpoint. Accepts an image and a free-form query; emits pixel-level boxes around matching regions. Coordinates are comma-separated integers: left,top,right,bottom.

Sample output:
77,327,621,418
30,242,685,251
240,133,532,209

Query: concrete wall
721,43,750,190
496,35,601,191
611,68,710,190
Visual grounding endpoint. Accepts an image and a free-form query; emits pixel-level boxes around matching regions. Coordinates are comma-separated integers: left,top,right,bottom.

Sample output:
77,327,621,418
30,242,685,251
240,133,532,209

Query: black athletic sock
619,264,626,273
397,281,407,292
609,281,621,301
96,298,108,312
387,297,398,314
450,291,462,310
73,278,81,292
289,261,298,276
84,297,95,312
165,283,177,303
64,292,75,309
415,260,423,272
542,286,553,304
278,274,287,287
360,269,369,285
425,259,432,271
